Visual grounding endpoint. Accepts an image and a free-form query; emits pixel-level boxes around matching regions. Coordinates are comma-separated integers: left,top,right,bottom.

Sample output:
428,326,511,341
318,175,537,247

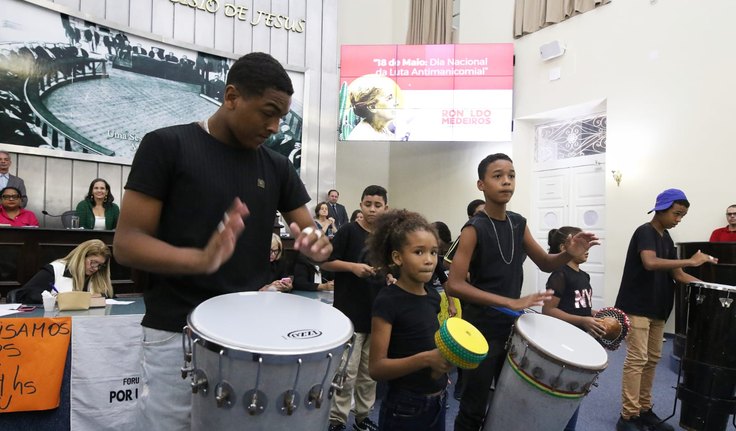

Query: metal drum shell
484,313,607,431
184,292,353,431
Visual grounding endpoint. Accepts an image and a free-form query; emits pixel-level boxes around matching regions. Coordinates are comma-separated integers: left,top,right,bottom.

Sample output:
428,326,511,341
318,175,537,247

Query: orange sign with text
0,317,71,412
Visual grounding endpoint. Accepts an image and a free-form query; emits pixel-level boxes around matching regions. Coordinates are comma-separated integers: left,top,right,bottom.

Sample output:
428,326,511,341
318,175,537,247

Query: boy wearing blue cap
614,189,717,431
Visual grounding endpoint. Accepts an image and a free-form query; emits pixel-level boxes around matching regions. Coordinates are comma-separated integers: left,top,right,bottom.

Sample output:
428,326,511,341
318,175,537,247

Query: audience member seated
0,151,28,207
314,201,336,238
15,239,113,304
350,209,363,223
0,186,38,227
710,204,736,242
75,178,120,230
292,253,334,291
260,234,293,292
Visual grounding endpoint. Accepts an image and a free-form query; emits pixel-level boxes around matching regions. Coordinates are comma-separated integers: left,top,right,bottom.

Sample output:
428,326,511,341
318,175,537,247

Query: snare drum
484,313,608,431
678,282,736,431
182,292,353,431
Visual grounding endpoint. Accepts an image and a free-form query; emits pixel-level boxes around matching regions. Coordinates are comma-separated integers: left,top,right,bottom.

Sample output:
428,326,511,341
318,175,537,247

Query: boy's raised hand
201,198,249,273
691,249,718,266
291,222,333,262
565,231,600,258
509,289,553,310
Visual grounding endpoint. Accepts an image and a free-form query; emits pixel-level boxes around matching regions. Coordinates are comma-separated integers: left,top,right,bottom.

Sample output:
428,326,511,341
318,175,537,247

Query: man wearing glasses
709,204,736,242
0,151,28,208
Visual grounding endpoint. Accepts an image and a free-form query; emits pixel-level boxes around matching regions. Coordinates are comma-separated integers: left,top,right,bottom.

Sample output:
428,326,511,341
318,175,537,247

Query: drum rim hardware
307,352,334,410
278,358,303,416
214,349,234,409
244,357,267,416
507,340,602,398
329,341,354,399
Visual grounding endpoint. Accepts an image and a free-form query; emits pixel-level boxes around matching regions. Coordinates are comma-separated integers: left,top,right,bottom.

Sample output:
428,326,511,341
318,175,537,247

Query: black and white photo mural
0,0,305,171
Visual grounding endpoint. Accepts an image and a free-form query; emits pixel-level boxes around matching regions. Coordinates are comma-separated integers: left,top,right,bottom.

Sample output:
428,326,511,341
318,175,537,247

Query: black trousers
453,335,508,431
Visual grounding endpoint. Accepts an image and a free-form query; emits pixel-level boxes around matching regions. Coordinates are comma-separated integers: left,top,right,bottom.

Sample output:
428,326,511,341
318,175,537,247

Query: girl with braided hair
542,226,607,431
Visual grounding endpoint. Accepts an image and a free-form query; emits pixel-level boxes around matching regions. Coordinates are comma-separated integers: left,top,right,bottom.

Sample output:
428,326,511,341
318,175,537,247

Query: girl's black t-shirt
372,284,446,394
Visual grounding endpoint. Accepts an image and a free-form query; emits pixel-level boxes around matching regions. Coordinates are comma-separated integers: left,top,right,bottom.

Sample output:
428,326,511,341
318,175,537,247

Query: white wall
337,0,733,324
506,0,734,310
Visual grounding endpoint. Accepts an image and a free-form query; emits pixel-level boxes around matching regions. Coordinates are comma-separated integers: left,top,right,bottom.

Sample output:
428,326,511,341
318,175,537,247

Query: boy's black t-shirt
463,211,527,339
125,123,310,332
328,221,384,333
546,265,593,329
372,284,446,394
615,222,677,320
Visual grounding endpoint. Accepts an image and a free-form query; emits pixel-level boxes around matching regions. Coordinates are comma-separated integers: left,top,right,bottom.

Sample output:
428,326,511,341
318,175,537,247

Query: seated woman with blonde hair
16,239,113,303
259,234,293,292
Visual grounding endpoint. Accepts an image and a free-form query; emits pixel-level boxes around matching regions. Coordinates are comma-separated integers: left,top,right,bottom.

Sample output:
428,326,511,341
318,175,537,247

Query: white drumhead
515,313,608,370
689,282,736,293
188,292,353,355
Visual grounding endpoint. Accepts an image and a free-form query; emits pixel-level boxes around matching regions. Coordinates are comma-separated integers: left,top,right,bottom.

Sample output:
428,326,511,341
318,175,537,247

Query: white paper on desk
0,304,21,316
106,299,134,305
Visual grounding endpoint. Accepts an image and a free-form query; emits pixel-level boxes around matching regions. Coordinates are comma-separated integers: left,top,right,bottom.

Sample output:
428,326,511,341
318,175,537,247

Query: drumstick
490,306,523,317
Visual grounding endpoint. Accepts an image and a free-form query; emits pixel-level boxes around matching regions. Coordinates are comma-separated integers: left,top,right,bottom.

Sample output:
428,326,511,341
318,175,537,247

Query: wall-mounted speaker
540,40,566,61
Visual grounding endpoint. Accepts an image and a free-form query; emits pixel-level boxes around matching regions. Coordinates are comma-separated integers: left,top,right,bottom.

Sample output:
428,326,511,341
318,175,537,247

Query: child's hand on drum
582,316,607,338
510,289,553,310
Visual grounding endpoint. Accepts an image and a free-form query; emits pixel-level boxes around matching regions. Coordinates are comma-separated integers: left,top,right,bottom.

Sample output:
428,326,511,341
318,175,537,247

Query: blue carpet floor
355,335,736,430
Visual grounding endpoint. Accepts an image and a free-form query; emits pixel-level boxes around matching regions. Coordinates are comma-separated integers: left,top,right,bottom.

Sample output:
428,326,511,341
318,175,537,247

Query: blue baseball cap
648,188,688,213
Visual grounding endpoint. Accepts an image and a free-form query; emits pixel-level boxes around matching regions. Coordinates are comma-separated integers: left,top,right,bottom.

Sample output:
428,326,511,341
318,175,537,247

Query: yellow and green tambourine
435,317,488,369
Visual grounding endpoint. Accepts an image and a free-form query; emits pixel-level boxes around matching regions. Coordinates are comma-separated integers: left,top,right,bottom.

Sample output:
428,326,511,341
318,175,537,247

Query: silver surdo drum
484,313,608,431
182,292,353,431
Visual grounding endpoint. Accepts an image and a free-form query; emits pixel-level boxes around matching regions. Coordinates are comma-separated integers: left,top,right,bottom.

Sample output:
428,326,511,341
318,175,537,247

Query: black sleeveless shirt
463,211,527,339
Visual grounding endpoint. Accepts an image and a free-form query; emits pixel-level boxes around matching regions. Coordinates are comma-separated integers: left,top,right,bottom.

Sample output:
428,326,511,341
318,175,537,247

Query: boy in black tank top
446,153,600,431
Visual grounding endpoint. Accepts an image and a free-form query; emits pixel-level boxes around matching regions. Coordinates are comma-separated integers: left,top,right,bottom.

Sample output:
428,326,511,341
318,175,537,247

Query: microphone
42,210,62,217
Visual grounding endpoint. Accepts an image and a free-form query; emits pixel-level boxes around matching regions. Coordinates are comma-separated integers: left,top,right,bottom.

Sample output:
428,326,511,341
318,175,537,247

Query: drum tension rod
190,340,208,395
309,353,334,409
181,327,194,379
281,358,302,415
246,357,265,416
330,342,354,398
215,349,233,408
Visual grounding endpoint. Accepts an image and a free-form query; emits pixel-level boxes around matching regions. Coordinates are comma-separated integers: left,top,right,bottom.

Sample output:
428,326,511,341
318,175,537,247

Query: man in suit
0,151,28,207
326,189,349,230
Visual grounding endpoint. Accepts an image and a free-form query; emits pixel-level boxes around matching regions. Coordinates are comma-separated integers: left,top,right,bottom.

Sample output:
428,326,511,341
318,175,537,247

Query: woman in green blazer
75,178,120,230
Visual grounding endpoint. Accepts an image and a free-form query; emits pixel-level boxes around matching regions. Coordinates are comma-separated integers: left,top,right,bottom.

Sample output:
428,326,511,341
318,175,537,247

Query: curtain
513,0,611,38
406,0,454,45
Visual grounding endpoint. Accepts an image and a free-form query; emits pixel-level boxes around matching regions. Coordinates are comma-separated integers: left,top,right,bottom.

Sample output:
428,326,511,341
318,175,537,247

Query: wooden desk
0,229,299,300
0,227,143,300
